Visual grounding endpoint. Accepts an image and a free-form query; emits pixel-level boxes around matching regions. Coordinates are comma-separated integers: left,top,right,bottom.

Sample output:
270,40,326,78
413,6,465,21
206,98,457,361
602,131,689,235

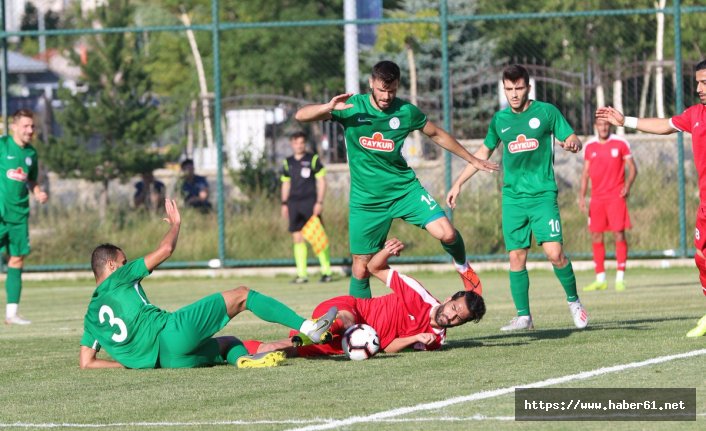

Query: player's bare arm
578,159,591,213
622,157,638,198
314,175,326,216
367,238,405,283
295,93,354,122
422,120,499,173
446,145,494,209
384,333,436,353
281,180,290,219
28,181,48,204
559,133,582,153
79,345,125,369
143,199,181,271
595,106,677,135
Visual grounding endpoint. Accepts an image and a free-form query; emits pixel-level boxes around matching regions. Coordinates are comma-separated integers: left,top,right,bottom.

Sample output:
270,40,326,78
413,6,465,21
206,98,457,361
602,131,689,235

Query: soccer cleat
583,280,607,292
236,351,286,369
291,333,313,347
500,315,534,331
4,315,31,325
614,280,626,292
686,314,706,338
300,306,337,344
319,274,333,283
290,276,308,284
459,264,483,295
568,300,589,329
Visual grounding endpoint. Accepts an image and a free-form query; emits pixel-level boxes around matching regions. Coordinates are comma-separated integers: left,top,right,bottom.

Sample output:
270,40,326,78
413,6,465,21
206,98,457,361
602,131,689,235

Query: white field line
287,348,706,431
1,349,704,430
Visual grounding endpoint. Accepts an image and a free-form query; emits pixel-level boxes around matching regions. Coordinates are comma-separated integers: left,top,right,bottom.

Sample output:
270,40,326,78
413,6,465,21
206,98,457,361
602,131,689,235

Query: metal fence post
212,0,226,264
673,0,687,257
440,0,452,219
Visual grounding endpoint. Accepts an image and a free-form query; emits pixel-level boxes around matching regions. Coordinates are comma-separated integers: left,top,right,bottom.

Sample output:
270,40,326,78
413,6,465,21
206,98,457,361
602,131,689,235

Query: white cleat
500,315,534,331
5,315,31,325
569,300,589,329
300,306,337,344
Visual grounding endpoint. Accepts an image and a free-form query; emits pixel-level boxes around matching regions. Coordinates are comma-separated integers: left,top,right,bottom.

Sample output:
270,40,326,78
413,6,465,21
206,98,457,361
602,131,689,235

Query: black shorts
288,199,316,232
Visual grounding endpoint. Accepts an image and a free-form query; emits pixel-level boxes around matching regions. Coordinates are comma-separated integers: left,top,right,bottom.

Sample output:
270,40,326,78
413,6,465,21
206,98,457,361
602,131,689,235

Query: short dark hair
451,290,486,324
180,159,194,169
12,109,34,123
372,61,400,86
695,60,706,73
289,131,307,141
91,243,124,278
502,64,530,86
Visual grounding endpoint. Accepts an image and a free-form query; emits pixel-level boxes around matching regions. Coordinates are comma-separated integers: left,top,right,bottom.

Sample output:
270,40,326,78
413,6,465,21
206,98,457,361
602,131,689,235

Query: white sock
6,303,18,318
453,261,469,273
299,320,314,335
616,271,625,282
596,272,606,283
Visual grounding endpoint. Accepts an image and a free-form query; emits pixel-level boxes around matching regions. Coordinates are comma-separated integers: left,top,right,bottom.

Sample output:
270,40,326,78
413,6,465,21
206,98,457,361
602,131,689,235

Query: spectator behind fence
179,159,211,212
134,171,166,213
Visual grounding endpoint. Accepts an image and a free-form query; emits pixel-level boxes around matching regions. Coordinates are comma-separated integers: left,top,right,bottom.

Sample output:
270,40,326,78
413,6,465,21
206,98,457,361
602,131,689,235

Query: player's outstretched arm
367,238,405,283
446,145,494,209
144,199,181,272
295,93,353,122
595,106,677,135
422,121,499,173
384,333,437,353
79,345,124,369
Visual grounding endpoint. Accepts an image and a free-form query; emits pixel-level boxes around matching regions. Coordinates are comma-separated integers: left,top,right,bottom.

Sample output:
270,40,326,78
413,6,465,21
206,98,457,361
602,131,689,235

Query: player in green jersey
79,199,337,369
447,65,589,331
295,61,498,299
0,109,49,325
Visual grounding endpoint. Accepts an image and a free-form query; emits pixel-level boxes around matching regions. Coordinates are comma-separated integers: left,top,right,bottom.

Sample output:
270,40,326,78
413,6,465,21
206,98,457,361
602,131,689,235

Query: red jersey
671,104,706,203
583,134,632,201
355,270,446,350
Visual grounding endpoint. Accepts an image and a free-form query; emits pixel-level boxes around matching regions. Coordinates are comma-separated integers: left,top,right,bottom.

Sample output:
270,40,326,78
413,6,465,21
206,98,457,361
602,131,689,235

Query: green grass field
0,266,704,430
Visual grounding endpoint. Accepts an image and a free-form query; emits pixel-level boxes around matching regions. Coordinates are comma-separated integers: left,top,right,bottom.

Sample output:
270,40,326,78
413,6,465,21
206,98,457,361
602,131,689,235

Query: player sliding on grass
295,60,498,299
78,199,337,369
596,59,706,338
246,238,485,357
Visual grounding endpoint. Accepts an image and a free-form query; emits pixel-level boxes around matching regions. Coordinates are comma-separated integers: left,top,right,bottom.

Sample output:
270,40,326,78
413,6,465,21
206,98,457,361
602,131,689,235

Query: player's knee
352,265,370,279
439,229,457,244
223,286,249,311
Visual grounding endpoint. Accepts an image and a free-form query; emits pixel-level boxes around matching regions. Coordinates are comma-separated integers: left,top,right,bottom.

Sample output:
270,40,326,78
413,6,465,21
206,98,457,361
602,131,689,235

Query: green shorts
0,220,30,257
349,184,446,255
157,293,230,368
502,193,563,251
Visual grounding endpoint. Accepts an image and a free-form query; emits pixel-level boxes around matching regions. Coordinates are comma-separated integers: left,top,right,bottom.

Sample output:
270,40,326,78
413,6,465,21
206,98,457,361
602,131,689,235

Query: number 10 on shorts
548,219,561,237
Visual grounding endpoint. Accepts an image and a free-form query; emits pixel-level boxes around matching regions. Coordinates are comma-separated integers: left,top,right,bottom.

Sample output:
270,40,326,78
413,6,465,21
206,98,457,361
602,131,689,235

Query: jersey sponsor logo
611,148,619,158
389,117,400,129
6,167,28,182
529,117,541,129
508,134,539,153
359,132,394,152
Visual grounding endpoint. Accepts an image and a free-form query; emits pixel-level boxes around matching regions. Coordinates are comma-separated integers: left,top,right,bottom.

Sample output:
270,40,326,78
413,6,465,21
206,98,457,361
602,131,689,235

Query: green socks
5,267,22,304
509,269,531,316
225,341,249,365
317,246,332,276
293,242,308,278
349,276,371,299
440,229,467,265
554,260,579,302
245,290,305,330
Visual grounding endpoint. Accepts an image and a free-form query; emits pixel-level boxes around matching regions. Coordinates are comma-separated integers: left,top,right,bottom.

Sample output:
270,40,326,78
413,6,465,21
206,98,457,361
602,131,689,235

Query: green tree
43,0,166,211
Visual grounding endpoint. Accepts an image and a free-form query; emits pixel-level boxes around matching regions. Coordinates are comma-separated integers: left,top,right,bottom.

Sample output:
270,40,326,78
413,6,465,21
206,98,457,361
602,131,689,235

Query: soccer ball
341,324,380,361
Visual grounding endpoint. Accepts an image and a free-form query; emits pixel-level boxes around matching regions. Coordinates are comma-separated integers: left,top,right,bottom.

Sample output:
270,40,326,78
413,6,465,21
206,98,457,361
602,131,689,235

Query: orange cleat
459,265,483,296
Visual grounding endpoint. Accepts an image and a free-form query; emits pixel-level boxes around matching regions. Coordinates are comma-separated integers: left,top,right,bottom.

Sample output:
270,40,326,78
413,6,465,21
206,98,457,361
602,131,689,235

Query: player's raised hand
163,198,181,226
328,93,354,112
446,184,461,209
384,238,405,256
596,106,625,127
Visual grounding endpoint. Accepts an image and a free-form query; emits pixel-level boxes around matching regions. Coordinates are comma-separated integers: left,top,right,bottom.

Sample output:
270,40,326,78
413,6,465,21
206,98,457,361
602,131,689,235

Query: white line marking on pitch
287,348,706,431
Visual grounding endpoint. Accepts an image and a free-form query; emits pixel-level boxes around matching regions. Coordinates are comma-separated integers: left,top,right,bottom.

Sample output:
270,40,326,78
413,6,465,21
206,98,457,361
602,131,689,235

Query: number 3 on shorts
420,193,438,210
99,305,128,342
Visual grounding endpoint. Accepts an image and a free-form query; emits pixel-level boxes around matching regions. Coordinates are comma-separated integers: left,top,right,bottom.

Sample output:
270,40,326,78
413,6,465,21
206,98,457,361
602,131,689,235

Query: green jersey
80,258,169,369
484,100,574,199
331,94,427,205
0,136,38,223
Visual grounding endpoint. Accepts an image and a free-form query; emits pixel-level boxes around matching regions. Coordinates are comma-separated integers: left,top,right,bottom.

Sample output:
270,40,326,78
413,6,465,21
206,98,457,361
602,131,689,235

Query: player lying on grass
78,199,337,369
245,238,486,357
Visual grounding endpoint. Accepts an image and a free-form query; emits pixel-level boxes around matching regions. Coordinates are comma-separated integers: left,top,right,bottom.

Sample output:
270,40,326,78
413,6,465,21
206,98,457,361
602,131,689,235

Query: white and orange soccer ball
341,324,380,361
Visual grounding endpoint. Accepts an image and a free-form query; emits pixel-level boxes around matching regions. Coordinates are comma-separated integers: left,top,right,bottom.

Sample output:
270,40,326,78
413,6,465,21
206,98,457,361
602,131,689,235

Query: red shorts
291,296,364,357
588,198,631,233
693,205,706,252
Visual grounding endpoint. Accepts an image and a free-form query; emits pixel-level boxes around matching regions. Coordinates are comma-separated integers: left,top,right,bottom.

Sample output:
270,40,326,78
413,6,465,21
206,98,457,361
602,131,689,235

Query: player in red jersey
246,238,486,356
579,118,637,292
596,59,706,337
